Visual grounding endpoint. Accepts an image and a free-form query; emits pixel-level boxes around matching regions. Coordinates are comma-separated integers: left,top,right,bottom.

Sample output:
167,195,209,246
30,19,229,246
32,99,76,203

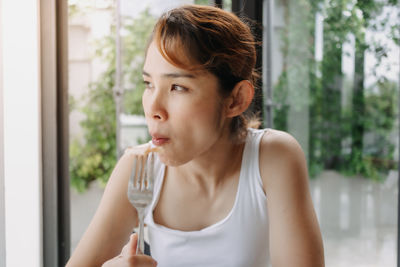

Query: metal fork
127,152,155,254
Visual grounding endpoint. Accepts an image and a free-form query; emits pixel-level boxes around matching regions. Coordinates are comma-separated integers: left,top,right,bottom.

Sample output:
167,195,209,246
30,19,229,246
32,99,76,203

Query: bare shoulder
259,129,305,169
258,129,325,266
258,129,307,192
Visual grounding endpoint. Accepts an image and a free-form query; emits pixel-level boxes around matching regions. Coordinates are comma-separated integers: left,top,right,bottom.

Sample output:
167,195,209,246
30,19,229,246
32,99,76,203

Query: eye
171,84,188,92
143,81,154,90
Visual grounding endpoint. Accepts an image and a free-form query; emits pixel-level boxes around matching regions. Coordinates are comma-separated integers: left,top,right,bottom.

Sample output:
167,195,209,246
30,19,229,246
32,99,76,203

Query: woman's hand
102,234,157,267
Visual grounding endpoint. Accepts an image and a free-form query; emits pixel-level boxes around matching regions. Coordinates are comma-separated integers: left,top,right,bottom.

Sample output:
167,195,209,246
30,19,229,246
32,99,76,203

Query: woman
67,4,324,267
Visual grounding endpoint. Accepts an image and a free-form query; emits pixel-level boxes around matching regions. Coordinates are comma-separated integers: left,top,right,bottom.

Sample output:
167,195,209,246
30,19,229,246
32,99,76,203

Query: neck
172,130,246,190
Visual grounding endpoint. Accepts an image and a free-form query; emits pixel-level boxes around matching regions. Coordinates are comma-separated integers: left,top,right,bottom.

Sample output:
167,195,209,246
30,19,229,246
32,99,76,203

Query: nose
143,88,168,122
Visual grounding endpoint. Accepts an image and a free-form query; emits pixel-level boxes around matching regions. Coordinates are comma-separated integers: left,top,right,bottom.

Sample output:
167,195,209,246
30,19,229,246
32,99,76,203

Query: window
265,0,399,266
66,1,400,266
68,0,228,255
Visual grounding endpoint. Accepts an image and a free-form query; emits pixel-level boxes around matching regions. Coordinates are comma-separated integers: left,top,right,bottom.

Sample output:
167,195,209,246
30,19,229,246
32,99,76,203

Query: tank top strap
242,128,268,198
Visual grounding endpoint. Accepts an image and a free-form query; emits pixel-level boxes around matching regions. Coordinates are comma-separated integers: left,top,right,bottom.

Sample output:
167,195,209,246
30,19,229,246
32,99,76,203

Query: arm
67,149,140,267
259,130,324,267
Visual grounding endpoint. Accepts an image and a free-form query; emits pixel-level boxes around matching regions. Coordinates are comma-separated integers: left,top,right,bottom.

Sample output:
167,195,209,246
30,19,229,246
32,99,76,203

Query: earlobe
225,80,254,118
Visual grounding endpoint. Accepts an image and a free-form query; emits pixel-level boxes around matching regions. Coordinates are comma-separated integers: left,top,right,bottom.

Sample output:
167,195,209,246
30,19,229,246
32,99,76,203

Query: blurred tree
194,0,210,5
69,8,156,192
121,11,157,115
273,0,399,179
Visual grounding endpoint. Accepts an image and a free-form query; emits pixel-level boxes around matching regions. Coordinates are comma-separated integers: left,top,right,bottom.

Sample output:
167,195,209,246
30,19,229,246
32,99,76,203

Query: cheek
173,102,216,126
142,91,151,118
193,99,224,129
172,103,223,140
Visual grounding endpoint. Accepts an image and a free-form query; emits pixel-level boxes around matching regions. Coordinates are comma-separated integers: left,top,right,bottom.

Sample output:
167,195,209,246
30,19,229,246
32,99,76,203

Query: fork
127,152,155,254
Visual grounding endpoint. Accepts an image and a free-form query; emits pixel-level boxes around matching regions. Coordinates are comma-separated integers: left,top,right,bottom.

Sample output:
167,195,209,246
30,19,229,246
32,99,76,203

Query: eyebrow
142,70,196,79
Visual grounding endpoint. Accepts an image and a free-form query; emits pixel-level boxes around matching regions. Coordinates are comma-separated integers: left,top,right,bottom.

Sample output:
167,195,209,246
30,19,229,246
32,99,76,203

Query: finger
130,233,138,255
121,234,137,256
128,255,157,267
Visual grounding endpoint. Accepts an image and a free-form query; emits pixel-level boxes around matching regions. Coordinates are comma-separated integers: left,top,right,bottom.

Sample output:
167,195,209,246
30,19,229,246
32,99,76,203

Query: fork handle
136,208,145,255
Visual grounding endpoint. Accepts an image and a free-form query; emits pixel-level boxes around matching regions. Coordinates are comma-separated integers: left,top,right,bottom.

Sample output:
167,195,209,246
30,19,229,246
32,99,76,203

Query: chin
157,152,189,167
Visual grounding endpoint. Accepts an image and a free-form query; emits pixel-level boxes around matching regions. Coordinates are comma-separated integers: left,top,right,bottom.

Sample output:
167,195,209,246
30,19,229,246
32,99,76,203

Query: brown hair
150,5,260,140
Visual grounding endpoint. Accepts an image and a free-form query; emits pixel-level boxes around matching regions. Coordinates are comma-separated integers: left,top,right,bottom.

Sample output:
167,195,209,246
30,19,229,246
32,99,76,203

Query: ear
224,80,254,118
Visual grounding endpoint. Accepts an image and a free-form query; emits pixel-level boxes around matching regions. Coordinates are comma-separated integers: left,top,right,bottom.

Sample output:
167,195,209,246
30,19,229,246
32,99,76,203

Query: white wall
0,0,5,265
1,0,43,266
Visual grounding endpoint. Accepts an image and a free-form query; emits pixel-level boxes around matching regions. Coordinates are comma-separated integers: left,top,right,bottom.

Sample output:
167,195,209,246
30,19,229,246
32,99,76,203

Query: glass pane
68,0,218,254
194,0,210,5
268,0,399,266
68,0,115,251
223,0,232,11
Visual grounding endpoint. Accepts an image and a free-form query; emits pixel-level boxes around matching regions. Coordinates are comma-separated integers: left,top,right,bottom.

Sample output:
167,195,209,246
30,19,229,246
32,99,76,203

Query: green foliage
68,0,113,18
69,9,156,192
272,71,289,131
121,11,157,115
194,0,210,5
273,0,399,180
340,80,398,181
70,69,117,192
223,0,232,11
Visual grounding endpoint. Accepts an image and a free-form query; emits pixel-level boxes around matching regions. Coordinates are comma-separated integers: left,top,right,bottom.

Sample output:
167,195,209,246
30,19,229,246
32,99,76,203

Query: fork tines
130,152,155,191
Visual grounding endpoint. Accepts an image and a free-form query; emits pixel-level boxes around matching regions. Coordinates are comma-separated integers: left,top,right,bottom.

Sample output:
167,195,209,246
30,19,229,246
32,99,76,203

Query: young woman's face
142,42,228,166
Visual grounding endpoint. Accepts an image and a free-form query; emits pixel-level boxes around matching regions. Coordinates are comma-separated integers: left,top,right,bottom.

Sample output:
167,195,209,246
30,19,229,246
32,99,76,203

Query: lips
150,133,170,146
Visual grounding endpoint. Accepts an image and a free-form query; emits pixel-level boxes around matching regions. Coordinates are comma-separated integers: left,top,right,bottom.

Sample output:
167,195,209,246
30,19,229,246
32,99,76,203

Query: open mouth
151,137,170,146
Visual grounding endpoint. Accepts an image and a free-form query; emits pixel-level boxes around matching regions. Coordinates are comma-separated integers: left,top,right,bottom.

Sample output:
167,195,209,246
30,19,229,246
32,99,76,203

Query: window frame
40,0,70,266
0,0,5,265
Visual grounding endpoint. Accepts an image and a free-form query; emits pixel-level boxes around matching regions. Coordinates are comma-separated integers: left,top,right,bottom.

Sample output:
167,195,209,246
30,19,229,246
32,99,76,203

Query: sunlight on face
142,42,229,166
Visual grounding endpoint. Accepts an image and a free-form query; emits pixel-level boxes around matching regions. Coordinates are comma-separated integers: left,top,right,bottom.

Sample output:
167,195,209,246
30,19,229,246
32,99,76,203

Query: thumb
121,233,138,256
129,233,138,255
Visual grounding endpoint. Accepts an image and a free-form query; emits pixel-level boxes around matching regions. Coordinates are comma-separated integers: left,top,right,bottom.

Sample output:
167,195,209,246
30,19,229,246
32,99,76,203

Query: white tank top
144,128,270,267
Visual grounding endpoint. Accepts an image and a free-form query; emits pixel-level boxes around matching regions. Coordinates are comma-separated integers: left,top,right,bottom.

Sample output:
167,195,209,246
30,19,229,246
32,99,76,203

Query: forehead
144,42,182,73
143,42,221,97
144,42,204,78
